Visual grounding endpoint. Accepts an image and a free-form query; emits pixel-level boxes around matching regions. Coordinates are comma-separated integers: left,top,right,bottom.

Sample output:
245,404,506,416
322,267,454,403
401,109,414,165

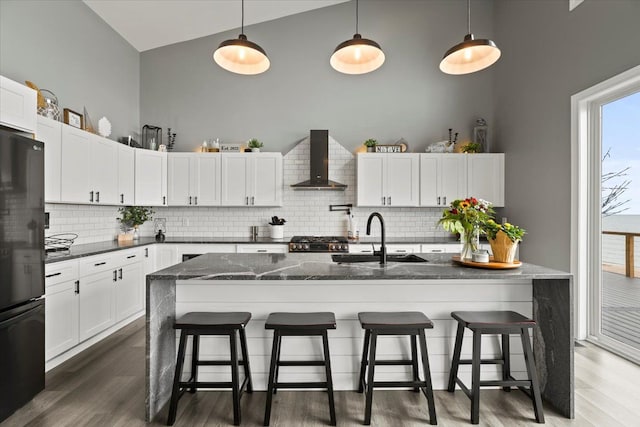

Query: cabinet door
467,153,505,207
89,135,118,205
167,154,192,206
156,245,178,270
385,154,419,206
60,125,91,203
251,154,282,206
45,280,79,360
221,154,250,206
0,76,37,133
193,154,221,206
357,154,385,206
143,245,156,276
135,150,167,206
439,154,467,206
117,144,135,205
37,116,62,203
115,262,143,322
419,155,439,207
78,270,116,341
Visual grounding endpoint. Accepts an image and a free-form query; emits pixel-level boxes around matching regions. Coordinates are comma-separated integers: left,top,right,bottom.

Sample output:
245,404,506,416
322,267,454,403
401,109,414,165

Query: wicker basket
489,230,519,263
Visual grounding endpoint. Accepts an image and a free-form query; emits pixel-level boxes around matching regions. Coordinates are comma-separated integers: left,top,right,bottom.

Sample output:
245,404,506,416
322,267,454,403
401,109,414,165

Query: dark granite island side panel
145,253,573,422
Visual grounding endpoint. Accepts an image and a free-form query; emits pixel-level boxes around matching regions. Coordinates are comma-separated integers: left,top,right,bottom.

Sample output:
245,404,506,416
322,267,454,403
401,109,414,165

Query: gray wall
493,0,640,270
0,0,140,139
141,0,495,152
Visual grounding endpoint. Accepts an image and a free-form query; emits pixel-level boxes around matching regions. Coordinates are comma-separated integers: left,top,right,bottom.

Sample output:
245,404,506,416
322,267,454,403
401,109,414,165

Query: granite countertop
44,236,464,264
148,252,571,281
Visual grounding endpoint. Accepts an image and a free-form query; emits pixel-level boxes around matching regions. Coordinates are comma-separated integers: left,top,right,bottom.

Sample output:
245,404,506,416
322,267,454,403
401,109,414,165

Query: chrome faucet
366,212,386,265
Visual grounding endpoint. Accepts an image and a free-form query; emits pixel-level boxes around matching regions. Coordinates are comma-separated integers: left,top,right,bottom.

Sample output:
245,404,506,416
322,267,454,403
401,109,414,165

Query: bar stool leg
521,328,545,423
502,333,511,392
230,330,241,426
167,331,188,426
364,331,378,426
322,330,337,426
470,330,482,425
358,329,371,393
264,330,280,426
273,333,282,395
418,329,437,425
190,334,199,393
239,328,253,393
411,334,420,392
447,322,465,392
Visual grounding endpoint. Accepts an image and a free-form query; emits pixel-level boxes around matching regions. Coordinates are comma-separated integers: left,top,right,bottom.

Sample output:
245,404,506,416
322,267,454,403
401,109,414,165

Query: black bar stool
263,312,337,426
167,312,253,426
447,310,545,425
357,311,437,426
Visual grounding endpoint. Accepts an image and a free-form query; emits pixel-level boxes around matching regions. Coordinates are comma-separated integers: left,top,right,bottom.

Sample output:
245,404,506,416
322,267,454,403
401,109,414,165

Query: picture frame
63,108,83,129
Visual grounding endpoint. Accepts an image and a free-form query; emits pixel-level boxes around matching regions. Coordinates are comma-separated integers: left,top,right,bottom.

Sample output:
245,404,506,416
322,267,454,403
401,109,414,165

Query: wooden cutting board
452,255,522,269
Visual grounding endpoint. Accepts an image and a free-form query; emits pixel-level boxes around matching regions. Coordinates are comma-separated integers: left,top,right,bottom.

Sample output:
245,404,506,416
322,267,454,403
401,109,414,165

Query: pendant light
439,0,501,75
213,0,270,75
330,0,385,75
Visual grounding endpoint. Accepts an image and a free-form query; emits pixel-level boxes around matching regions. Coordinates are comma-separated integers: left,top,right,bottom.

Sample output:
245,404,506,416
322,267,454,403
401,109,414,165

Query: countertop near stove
45,235,461,264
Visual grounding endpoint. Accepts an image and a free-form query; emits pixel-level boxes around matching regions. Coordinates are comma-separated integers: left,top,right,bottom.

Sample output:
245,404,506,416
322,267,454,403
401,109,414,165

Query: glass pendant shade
439,33,501,75
331,34,385,75
213,34,270,75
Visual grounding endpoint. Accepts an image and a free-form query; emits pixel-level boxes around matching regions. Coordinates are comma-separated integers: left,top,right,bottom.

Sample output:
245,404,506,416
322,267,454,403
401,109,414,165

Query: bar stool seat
264,312,337,426
447,310,544,425
357,311,437,425
167,312,253,426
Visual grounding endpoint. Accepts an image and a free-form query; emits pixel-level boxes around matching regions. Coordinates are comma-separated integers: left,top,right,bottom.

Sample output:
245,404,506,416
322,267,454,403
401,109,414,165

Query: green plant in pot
247,138,263,152
363,138,378,152
117,206,154,241
461,142,482,153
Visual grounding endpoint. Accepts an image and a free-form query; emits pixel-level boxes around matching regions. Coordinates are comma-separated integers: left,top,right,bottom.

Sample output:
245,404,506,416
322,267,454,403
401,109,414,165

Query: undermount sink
331,254,428,263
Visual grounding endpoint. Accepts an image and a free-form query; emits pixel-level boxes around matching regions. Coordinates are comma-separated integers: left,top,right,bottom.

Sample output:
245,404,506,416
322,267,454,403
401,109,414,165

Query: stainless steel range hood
291,130,347,191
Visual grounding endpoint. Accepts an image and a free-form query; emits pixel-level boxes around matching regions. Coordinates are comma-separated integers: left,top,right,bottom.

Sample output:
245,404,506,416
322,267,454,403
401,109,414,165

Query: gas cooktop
289,236,349,253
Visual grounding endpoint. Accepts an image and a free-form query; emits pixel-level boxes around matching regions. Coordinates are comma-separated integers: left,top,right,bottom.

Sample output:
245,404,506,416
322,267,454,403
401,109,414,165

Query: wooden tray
452,256,522,269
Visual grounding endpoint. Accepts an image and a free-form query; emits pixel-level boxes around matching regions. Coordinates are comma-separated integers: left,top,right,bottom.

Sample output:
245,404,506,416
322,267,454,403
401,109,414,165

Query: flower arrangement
483,219,526,242
438,198,494,236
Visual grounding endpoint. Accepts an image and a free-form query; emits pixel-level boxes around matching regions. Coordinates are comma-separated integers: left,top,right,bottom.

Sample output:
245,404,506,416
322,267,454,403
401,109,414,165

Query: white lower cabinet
45,261,79,361
78,268,116,342
236,244,287,253
115,262,143,321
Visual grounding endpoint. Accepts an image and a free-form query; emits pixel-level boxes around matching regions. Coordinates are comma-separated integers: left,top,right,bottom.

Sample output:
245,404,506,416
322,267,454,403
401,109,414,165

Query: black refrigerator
0,128,45,422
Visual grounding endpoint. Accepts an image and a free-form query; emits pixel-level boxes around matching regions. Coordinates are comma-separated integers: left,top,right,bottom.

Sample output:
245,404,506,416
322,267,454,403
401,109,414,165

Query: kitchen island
145,252,573,421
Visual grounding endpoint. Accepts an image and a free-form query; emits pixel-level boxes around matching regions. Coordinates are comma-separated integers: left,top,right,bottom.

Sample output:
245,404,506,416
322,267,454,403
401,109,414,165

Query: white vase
252,147,260,152
270,225,284,239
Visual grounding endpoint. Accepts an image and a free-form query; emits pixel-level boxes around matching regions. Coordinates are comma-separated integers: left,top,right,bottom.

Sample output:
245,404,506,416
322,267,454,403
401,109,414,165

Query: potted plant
247,138,263,152
268,216,286,239
482,219,526,263
461,142,482,153
117,206,154,241
438,197,494,260
363,138,378,152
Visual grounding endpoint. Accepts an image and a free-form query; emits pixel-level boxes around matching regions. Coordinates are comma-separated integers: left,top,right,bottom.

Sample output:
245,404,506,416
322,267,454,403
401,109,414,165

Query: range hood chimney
291,130,347,191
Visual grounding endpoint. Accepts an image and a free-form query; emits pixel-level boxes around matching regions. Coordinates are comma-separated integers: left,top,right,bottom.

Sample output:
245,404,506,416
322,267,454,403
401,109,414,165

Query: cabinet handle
443,196,446,205
163,196,166,205
126,254,136,259
118,268,123,280
395,249,407,253
75,280,80,294
90,191,94,202
251,196,254,205
194,196,198,205
113,270,118,282
45,272,61,278
257,249,267,253
245,196,249,205
94,262,106,266
388,196,391,205
96,191,100,203
430,249,443,253
120,194,124,204
189,196,192,205
145,248,149,258
382,197,386,205
437,196,441,205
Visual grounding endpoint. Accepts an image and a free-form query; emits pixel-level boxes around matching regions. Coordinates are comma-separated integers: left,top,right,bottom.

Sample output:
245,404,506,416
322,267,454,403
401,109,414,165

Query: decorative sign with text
375,145,403,153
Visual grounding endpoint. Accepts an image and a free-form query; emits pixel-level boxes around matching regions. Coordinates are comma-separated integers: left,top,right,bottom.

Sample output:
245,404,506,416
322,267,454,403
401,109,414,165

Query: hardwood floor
3,317,640,427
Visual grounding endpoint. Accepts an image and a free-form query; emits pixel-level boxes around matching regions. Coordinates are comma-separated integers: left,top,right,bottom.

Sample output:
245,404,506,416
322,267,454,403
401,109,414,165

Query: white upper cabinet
135,149,167,206
0,75,37,133
467,153,505,207
89,134,118,205
167,153,221,206
60,125,91,203
37,116,62,203
420,154,467,207
357,153,419,207
221,153,282,206
117,144,135,205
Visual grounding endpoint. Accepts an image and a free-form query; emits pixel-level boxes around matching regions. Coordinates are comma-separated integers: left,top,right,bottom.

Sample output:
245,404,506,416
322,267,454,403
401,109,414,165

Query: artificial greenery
461,142,482,153
363,138,378,147
117,206,154,228
247,138,263,149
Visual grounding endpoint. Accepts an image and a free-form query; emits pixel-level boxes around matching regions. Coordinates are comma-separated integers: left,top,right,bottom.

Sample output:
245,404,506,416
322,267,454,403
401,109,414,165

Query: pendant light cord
355,0,359,34
241,0,245,34
467,0,471,34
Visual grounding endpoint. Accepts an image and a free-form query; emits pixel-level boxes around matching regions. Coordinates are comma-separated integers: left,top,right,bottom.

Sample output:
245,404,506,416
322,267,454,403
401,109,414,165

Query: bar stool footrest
458,358,505,365
372,380,429,388
277,360,326,366
480,379,531,387
197,360,249,366
274,381,328,389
